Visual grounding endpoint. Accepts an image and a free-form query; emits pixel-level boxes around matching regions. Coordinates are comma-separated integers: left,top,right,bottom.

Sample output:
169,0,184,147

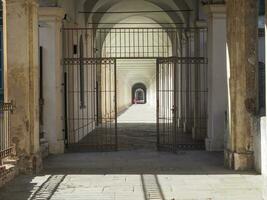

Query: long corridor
117,103,156,124
117,104,157,150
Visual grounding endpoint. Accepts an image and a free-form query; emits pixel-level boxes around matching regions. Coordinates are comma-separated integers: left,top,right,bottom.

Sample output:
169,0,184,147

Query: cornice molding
39,7,65,21
203,4,226,14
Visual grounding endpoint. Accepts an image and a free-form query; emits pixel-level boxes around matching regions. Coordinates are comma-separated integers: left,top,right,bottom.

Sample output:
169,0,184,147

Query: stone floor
117,123,157,150
0,150,266,200
117,104,156,123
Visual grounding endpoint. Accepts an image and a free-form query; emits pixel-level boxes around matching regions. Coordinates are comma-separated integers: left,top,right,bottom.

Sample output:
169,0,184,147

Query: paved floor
1,105,265,199
117,123,157,150
117,104,156,123
0,150,266,200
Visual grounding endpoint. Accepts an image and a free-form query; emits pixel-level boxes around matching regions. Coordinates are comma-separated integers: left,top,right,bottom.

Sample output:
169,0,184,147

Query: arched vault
83,0,193,26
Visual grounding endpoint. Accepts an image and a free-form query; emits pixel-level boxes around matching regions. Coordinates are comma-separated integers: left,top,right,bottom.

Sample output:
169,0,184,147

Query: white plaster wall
148,75,157,108
39,20,64,154
38,2,86,153
259,117,267,175
261,16,267,175
205,6,227,151
259,36,265,63
255,31,266,174
117,75,131,113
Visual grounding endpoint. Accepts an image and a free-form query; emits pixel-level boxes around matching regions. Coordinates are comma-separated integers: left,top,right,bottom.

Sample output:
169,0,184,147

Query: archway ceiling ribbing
83,0,192,26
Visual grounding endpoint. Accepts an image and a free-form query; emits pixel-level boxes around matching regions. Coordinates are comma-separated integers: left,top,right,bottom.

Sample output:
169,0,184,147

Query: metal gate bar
62,26,208,152
157,57,208,151
62,27,207,59
64,58,117,151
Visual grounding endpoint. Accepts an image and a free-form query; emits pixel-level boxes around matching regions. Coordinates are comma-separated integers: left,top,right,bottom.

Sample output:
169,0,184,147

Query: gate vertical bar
62,26,68,147
156,59,160,150
61,27,208,152
64,72,68,147
173,60,177,152
114,59,118,150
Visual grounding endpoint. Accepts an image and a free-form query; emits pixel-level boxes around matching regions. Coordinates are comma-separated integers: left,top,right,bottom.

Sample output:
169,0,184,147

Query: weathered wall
3,0,41,172
39,7,65,154
225,0,259,170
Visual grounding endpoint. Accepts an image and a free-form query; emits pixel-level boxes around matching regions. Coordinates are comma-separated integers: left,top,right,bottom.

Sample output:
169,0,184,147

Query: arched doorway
132,83,147,104
135,88,145,104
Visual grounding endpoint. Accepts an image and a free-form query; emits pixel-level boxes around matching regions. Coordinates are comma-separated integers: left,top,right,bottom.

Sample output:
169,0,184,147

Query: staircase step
2,158,19,166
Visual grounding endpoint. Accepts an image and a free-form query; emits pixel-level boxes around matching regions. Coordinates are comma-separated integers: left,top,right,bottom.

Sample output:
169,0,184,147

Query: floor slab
117,104,156,123
0,150,266,200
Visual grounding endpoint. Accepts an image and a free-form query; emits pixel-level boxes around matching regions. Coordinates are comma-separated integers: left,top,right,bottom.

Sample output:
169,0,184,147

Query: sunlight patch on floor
117,104,156,123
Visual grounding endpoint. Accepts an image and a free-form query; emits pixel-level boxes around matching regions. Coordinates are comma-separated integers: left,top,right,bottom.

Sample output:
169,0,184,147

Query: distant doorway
132,83,147,104
116,59,157,150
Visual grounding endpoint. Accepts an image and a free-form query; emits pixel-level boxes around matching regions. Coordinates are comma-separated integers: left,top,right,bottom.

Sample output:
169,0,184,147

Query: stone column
204,4,227,151
2,0,41,172
39,7,65,154
225,0,259,170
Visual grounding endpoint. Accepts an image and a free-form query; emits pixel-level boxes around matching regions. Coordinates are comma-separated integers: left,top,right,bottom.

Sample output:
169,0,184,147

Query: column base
17,152,43,174
49,140,65,154
224,149,254,171
205,137,224,151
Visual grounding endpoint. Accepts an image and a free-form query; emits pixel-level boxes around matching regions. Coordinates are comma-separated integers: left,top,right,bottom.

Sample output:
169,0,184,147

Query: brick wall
0,162,18,188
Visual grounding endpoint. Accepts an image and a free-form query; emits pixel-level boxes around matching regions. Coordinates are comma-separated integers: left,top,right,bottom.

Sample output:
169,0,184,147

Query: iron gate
157,57,208,151
64,58,117,151
62,26,208,152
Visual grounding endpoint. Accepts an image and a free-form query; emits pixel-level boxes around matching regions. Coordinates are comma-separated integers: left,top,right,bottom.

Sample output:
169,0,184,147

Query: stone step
2,158,19,166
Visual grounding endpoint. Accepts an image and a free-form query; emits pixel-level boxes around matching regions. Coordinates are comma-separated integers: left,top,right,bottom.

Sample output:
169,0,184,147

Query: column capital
2,0,38,6
203,4,226,17
39,7,65,22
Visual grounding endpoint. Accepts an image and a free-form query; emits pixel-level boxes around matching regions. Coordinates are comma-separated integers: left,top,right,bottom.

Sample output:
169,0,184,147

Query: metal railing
0,102,15,161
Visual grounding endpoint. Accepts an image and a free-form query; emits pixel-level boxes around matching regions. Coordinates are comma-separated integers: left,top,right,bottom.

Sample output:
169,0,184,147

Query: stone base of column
224,149,254,171
205,138,224,151
49,140,65,154
17,152,43,174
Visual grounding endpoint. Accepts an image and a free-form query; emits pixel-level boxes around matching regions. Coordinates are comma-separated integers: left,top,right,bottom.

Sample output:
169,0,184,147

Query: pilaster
2,0,42,173
204,4,227,151
225,0,258,170
261,0,267,175
39,7,65,154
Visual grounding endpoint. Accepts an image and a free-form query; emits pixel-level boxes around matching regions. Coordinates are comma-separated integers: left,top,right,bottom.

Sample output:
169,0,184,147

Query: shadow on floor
0,150,260,200
43,150,256,175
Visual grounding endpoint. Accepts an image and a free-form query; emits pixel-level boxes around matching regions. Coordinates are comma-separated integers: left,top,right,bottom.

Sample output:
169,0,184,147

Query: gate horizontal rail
63,26,208,152
63,57,208,65
62,27,207,59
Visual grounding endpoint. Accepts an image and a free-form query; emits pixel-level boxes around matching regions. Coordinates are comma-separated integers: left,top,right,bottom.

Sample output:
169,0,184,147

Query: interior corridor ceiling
40,0,196,27
117,59,156,87
84,0,192,25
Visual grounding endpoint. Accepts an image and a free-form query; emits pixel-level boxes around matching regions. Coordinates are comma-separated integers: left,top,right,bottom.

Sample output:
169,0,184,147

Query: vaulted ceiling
40,0,197,27
83,0,194,26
